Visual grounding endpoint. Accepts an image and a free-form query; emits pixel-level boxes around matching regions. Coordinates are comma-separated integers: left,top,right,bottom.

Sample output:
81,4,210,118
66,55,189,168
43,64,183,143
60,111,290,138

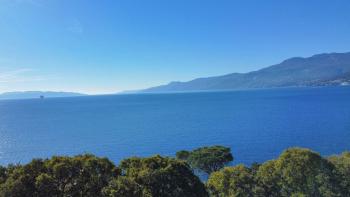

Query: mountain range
0,91,86,100
141,52,350,93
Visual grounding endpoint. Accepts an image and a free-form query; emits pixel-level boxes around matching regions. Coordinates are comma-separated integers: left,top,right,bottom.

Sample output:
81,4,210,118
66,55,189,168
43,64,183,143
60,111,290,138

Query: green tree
176,145,233,174
175,150,190,160
42,154,118,196
0,159,46,197
328,151,350,195
0,146,349,197
35,173,59,197
103,155,208,197
0,154,118,197
255,160,281,197
207,164,263,197
256,148,342,197
102,176,143,197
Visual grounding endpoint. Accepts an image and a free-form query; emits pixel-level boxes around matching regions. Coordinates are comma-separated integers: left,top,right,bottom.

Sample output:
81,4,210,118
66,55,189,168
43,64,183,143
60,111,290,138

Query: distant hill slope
0,91,86,100
142,52,350,92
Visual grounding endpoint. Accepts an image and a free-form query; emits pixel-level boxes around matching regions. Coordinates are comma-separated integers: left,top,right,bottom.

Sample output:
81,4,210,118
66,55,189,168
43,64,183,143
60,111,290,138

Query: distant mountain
141,52,350,93
0,91,86,100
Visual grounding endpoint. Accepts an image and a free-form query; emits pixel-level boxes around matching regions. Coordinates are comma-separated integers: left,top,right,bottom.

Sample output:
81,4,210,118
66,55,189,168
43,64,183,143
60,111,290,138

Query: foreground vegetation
0,146,349,197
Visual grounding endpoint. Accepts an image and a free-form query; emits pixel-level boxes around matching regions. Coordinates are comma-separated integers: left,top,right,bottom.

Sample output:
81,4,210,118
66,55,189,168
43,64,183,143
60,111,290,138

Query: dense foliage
0,147,349,197
328,151,350,196
103,155,207,197
176,146,234,174
0,154,206,197
207,164,261,197
207,148,350,197
0,154,118,197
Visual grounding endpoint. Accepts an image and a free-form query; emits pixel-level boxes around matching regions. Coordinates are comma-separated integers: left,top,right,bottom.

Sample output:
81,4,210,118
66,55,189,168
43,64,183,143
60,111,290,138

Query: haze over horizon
1,0,350,94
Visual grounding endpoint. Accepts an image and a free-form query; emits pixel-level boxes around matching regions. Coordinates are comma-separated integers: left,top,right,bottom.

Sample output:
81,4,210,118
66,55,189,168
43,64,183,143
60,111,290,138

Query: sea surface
0,86,349,165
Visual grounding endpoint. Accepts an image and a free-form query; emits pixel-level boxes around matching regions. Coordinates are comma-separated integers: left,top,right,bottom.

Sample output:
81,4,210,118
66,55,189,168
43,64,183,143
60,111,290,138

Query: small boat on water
40,95,45,99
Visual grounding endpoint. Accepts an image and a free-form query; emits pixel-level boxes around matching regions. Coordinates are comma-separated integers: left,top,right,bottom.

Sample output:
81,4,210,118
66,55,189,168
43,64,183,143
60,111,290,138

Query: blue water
0,86,349,166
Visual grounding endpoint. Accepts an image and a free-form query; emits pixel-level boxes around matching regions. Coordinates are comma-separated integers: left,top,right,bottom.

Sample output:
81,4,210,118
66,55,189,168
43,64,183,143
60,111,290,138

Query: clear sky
0,0,349,94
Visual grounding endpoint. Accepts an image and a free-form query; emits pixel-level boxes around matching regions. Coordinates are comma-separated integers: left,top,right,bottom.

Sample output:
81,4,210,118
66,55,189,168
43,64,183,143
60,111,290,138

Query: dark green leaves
103,155,208,197
0,154,118,197
176,145,234,174
208,148,347,197
0,147,349,196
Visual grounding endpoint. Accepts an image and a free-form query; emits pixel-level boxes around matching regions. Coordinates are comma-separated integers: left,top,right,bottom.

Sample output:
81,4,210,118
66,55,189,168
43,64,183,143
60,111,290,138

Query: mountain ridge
141,52,350,93
0,91,86,100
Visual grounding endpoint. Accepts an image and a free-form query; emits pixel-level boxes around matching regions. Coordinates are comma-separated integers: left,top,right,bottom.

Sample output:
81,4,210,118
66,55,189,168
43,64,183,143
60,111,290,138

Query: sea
0,86,349,166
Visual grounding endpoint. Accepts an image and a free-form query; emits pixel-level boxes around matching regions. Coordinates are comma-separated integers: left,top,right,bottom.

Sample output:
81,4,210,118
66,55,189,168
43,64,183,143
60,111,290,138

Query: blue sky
0,0,349,94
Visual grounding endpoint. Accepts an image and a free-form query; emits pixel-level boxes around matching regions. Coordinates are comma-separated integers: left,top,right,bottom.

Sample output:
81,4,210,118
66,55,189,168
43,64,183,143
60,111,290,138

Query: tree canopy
208,147,347,197
207,164,262,197
328,151,350,196
176,145,234,174
103,155,208,197
0,146,349,196
0,154,119,197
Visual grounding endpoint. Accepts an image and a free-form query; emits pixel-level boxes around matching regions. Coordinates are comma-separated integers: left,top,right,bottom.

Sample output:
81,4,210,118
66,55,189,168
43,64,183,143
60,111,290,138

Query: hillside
142,52,350,92
0,91,86,100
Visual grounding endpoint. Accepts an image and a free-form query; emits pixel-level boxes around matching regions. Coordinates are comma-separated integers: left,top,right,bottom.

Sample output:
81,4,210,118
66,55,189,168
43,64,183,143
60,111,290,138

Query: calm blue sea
0,86,349,166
